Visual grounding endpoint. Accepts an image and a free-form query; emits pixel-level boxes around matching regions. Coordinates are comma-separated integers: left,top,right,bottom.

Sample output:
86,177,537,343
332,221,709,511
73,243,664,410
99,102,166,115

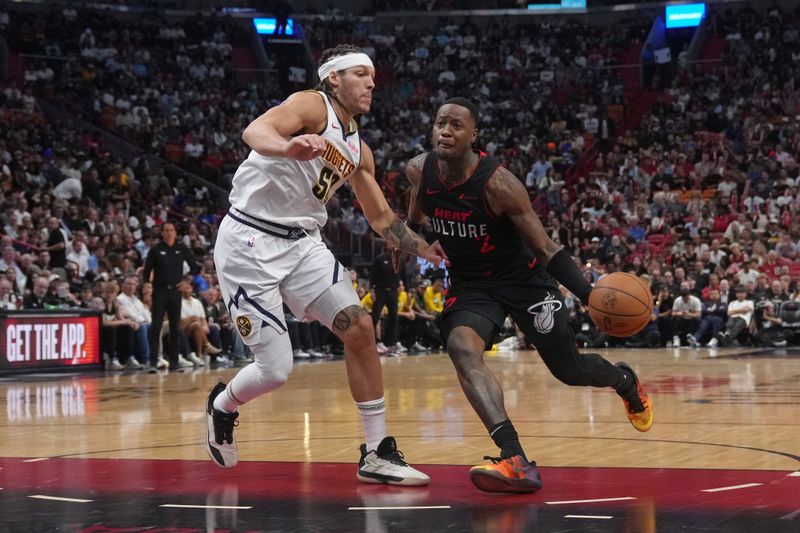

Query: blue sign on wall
253,17,294,36
665,3,706,29
527,0,586,11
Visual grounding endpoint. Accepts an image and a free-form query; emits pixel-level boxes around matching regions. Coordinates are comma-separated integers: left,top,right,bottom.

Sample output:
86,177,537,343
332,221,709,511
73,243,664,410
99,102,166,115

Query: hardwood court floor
1,347,798,532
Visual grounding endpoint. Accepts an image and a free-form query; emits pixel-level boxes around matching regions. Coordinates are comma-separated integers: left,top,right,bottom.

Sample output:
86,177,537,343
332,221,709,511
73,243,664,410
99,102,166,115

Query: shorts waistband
227,208,308,240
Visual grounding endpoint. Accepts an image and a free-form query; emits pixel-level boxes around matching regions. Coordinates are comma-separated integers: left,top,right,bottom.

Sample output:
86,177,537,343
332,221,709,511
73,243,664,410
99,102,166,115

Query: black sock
489,420,526,461
615,367,635,396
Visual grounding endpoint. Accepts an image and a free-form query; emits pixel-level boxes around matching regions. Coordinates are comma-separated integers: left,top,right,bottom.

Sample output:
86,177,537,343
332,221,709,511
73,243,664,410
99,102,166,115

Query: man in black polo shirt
45,216,67,270
143,222,197,371
370,252,400,354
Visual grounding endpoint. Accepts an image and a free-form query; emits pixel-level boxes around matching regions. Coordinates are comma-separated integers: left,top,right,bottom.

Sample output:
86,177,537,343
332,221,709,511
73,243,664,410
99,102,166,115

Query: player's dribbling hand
284,134,326,161
423,240,450,267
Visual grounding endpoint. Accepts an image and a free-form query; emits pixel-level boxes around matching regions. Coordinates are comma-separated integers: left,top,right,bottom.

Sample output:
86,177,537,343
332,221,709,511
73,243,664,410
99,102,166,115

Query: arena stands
0,1,798,363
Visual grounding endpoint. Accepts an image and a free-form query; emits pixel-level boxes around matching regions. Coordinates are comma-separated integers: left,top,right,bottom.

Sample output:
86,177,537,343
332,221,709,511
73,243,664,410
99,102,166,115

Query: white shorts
214,212,359,335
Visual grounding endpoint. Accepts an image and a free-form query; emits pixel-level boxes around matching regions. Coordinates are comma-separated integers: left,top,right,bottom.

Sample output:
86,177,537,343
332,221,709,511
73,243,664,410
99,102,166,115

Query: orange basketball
587,272,653,337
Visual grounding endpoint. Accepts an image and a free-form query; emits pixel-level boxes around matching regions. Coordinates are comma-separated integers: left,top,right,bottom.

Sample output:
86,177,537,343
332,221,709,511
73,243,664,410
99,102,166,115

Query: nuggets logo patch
236,316,253,338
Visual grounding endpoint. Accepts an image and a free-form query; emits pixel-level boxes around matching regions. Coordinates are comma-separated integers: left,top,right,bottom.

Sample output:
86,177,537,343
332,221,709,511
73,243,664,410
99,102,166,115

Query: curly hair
315,43,363,94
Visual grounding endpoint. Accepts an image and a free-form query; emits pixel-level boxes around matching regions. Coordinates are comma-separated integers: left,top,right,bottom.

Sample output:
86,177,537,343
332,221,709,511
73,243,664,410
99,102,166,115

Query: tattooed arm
485,166,562,262
405,153,428,231
486,166,592,303
350,142,447,263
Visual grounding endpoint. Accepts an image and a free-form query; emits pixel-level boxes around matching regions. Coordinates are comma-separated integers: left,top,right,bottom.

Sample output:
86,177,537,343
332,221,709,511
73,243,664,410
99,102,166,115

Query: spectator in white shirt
179,281,220,363
0,279,18,310
710,286,754,347
708,239,727,267
737,260,761,286
66,240,90,275
671,282,702,346
117,276,154,367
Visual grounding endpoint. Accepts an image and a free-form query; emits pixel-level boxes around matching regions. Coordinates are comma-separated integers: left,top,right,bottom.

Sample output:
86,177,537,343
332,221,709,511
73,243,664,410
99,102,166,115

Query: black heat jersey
419,151,552,288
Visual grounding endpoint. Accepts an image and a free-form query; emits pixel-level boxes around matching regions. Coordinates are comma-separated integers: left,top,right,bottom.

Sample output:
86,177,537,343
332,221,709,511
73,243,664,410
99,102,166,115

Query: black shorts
441,277,573,351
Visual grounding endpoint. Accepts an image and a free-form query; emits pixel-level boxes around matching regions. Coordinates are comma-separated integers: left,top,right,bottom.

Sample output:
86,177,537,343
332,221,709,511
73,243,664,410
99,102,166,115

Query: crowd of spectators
536,5,800,348
302,13,651,246
6,5,283,188
0,2,799,367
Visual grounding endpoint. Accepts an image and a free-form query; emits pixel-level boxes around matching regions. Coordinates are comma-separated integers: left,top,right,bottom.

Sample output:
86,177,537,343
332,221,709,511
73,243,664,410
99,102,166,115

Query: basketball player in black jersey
403,98,654,494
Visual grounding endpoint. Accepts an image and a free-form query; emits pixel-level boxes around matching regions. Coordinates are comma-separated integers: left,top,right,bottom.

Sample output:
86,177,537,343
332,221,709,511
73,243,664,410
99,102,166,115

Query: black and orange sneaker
616,362,654,432
469,455,543,494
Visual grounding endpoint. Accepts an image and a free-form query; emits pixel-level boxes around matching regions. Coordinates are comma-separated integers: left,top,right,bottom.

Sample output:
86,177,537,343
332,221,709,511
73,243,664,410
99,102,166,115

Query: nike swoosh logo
528,258,537,269
331,122,340,129
426,188,440,195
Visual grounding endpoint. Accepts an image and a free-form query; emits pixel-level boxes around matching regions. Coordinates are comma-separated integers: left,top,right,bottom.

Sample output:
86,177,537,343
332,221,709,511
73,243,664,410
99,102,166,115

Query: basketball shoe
469,455,543,494
357,436,430,486
616,362,654,432
205,382,239,468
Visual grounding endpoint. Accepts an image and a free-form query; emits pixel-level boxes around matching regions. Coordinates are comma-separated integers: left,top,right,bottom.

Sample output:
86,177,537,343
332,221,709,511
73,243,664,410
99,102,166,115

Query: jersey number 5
312,167,341,203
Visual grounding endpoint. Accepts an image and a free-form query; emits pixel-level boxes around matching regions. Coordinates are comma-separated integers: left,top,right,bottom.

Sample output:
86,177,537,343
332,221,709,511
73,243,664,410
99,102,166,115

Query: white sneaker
307,349,326,358
686,334,698,348
412,342,428,352
178,355,194,368
215,355,231,365
672,335,681,347
125,357,143,370
187,352,205,366
293,349,310,359
156,357,169,370
376,343,389,355
108,358,124,370
707,337,719,348
205,382,239,468
497,337,521,351
394,343,408,354
357,436,430,486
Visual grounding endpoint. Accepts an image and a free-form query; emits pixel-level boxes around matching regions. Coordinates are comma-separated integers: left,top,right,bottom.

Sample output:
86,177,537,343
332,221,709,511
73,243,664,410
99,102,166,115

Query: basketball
588,273,653,337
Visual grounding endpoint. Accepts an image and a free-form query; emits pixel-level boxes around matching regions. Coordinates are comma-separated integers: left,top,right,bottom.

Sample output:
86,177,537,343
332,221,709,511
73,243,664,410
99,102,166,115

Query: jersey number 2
480,235,495,254
312,167,341,203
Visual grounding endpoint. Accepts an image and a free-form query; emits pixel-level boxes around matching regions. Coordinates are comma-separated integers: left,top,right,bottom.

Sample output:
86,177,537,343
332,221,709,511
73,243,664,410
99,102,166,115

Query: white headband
317,53,374,81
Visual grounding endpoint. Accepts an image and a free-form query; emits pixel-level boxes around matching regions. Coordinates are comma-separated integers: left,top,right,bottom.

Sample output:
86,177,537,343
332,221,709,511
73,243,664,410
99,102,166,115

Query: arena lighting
253,17,294,36
665,3,706,29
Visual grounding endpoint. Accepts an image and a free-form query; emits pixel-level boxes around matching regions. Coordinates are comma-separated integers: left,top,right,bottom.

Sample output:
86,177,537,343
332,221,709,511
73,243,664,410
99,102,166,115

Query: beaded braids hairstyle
315,43,364,100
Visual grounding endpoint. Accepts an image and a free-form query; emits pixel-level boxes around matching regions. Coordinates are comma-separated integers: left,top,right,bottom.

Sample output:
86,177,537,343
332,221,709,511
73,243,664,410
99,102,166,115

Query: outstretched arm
241,91,327,160
350,143,447,265
486,167,592,303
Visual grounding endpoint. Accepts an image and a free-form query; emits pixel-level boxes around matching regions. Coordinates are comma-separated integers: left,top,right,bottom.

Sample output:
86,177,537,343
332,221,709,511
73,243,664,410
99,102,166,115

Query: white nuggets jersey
229,91,362,230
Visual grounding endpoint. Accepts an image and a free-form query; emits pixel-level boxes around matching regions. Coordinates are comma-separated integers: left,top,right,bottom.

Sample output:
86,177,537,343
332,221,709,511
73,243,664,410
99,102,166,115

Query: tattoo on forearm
382,219,425,255
332,305,368,333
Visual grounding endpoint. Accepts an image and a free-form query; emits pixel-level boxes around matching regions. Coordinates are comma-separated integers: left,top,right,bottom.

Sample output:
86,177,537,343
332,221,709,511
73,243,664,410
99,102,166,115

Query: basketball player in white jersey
206,44,446,486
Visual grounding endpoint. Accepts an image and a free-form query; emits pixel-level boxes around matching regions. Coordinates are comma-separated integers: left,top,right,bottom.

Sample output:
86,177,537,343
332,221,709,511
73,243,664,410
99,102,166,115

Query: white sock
213,383,241,414
356,397,387,452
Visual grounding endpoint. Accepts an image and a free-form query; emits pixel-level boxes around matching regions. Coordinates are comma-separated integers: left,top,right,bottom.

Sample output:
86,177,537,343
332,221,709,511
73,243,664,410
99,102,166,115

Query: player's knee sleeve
538,344,617,388
226,315,294,405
